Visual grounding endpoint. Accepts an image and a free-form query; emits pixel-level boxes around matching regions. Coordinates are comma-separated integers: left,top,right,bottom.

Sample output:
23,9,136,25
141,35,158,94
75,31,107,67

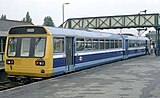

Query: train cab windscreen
7,37,46,58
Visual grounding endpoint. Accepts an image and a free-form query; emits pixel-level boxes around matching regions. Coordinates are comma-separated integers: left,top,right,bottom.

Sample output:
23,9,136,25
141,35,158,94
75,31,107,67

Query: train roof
7,25,148,41
122,34,149,41
46,27,122,39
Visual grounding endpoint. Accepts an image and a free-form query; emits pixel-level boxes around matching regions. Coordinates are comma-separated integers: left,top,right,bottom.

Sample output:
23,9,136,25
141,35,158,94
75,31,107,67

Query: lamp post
62,3,70,23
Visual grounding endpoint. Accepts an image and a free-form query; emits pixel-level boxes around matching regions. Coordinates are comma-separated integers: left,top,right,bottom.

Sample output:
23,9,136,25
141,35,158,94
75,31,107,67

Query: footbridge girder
59,13,160,56
60,13,160,29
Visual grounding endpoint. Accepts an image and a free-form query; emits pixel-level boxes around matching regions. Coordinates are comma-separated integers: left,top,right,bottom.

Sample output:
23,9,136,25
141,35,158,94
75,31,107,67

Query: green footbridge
59,13,160,56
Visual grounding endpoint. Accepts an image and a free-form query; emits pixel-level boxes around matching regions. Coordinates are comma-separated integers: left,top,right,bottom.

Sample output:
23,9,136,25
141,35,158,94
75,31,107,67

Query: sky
0,0,160,35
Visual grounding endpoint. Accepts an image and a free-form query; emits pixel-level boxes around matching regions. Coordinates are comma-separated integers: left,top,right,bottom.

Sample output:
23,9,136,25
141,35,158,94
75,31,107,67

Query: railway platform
0,55,160,98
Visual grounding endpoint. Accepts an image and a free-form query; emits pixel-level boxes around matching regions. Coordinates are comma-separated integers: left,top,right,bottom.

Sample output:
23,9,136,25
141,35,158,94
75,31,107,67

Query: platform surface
0,55,160,98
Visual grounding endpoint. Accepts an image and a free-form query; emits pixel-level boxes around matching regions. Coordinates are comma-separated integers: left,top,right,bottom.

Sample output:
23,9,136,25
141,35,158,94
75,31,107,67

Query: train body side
4,26,149,78
122,35,148,59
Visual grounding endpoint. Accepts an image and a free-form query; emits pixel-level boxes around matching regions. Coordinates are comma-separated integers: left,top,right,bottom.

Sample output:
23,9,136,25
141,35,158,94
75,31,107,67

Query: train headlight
6,59,14,65
35,60,45,66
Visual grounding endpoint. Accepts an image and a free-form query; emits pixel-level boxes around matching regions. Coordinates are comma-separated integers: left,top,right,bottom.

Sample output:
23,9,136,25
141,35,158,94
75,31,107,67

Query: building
0,19,33,62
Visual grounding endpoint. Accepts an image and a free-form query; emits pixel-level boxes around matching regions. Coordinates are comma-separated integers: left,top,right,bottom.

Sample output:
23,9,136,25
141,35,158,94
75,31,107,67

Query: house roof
0,19,33,31
0,31,8,37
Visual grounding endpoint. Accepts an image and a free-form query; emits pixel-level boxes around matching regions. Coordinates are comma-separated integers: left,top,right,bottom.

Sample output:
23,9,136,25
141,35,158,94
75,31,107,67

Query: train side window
131,40,133,47
115,40,118,48
85,38,92,50
129,40,132,47
119,40,122,48
7,38,17,56
111,39,114,48
100,39,105,50
140,41,142,47
133,40,135,47
53,37,64,53
134,40,137,47
20,38,31,56
105,39,110,49
132,40,134,47
93,39,99,50
135,41,138,47
76,38,84,51
137,41,139,47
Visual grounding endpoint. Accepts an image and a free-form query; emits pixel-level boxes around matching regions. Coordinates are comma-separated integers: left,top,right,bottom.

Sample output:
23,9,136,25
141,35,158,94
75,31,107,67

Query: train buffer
1,55,160,98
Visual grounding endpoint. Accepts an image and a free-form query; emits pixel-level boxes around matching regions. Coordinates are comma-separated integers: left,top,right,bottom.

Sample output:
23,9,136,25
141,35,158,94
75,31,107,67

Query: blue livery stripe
53,58,65,68
75,51,123,64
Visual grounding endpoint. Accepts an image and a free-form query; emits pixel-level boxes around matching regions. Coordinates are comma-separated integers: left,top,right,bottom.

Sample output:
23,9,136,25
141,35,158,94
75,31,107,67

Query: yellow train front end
5,26,53,78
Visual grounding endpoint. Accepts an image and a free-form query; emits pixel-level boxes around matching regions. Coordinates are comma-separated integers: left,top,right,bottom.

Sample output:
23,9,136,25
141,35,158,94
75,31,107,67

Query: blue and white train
5,26,149,78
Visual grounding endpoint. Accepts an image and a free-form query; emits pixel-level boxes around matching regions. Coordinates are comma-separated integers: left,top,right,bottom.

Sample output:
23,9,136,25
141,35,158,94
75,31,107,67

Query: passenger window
115,40,118,48
132,41,134,47
85,38,92,50
100,39,104,49
129,40,132,47
34,37,46,57
20,38,31,56
111,39,115,48
119,40,122,48
76,38,84,51
53,37,64,53
105,39,110,49
93,39,99,50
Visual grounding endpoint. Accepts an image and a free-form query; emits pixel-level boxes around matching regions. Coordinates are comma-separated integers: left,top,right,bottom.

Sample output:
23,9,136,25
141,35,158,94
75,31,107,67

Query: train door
65,37,74,71
124,39,129,59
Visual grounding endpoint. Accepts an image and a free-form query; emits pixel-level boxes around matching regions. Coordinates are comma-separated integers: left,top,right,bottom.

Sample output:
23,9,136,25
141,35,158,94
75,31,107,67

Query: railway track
0,70,26,91
0,77,45,91
0,80,34,91
0,81,13,91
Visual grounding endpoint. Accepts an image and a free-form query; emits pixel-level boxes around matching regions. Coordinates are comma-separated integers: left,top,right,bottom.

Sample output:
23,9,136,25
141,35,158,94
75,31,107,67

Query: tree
1,14,6,20
43,16,55,27
22,12,32,23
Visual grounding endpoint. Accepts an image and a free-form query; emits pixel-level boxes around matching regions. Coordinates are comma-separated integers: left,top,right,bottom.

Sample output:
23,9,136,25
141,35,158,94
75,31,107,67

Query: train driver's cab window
7,37,17,56
20,38,31,56
76,38,84,51
53,37,64,53
34,37,46,57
